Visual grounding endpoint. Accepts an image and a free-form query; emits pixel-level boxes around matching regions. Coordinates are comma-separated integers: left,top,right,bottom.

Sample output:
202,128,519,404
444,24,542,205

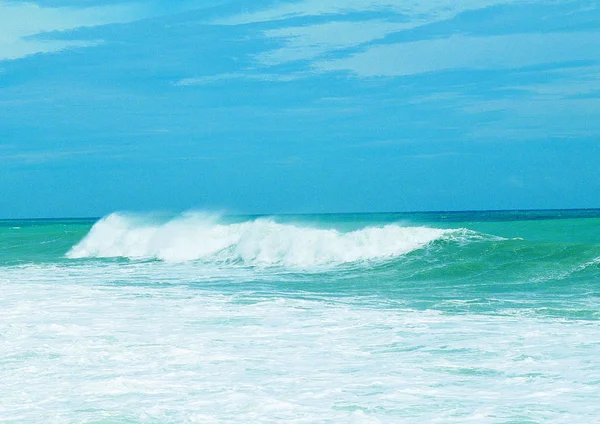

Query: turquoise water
2,210,600,422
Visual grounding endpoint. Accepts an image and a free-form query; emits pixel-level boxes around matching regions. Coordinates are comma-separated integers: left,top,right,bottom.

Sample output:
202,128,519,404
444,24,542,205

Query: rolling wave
66,213,471,267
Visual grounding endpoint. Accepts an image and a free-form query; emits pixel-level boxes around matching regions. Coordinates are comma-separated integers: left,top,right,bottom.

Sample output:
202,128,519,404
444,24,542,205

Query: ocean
1,210,600,422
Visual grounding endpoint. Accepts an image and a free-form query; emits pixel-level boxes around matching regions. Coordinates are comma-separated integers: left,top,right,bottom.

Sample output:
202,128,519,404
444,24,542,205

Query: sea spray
67,212,455,266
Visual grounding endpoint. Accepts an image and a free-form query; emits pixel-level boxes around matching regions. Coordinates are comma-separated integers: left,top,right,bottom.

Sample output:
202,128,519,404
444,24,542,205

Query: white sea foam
67,213,454,266
2,265,600,422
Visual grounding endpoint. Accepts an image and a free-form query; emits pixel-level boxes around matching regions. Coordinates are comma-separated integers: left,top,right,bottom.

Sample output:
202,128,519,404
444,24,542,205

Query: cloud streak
213,0,519,25
214,0,524,71
0,1,146,61
0,147,106,164
173,72,306,86
255,20,412,66
315,32,600,77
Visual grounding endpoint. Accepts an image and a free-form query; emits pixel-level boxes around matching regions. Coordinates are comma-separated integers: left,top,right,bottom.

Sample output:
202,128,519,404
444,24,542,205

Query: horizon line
1,207,599,221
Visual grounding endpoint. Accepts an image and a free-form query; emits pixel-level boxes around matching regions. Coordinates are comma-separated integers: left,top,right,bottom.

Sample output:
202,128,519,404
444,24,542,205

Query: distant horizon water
2,206,600,222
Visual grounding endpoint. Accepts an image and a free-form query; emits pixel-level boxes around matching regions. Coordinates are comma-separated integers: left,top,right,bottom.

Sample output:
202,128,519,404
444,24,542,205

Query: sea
1,209,600,423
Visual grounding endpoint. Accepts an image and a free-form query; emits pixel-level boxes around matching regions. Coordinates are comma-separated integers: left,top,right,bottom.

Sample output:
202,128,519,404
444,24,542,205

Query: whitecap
66,212,461,267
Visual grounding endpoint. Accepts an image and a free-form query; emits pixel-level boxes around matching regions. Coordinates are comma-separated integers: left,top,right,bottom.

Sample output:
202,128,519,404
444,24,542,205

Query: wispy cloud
206,0,600,91
213,0,518,26
503,65,600,99
353,139,419,148
315,32,600,77
0,38,102,61
465,95,600,141
214,0,522,71
255,20,411,66
268,155,308,166
203,0,568,86
0,147,105,164
0,1,146,61
402,152,463,160
173,72,306,86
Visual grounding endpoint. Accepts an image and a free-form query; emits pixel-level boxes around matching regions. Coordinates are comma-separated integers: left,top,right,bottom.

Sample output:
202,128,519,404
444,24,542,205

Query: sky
1,0,599,218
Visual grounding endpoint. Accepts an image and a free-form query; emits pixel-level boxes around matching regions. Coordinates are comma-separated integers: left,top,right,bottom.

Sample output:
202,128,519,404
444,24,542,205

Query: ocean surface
1,210,600,423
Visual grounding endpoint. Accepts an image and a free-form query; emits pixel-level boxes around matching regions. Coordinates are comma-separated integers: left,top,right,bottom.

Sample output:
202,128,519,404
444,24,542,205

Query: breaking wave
66,213,469,267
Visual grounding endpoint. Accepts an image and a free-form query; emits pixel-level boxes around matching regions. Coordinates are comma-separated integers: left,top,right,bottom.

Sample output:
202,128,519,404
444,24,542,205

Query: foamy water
2,264,600,423
2,211,600,422
67,213,453,266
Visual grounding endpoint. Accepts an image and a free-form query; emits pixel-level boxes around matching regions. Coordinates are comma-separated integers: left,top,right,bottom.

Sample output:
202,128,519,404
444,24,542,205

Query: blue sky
1,0,599,218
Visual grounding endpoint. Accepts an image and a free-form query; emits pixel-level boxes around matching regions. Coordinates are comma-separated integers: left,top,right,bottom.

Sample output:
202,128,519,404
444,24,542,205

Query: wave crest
67,213,456,267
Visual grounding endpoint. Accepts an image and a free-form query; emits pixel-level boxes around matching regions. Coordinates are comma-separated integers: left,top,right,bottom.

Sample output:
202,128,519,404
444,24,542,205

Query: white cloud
464,95,600,141
315,32,600,77
0,38,102,61
0,147,106,164
173,72,305,86
214,0,521,69
0,1,145,61
255,20,413,65
214,0,518,26
504,65,600,99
